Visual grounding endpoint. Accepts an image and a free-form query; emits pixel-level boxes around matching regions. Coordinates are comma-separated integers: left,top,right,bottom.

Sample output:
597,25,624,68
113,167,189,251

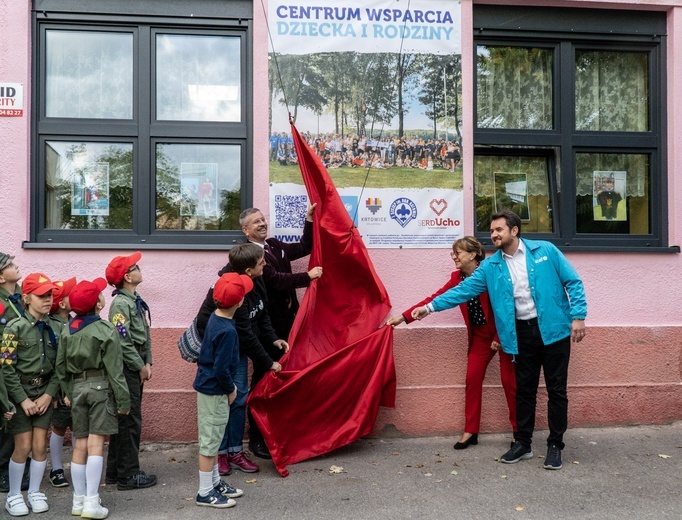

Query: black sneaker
499,441,534,464
117,471,158,490
49,469,70,488
248,440,272,460
543,443,563,470
104,474,118,485
0,474,8,493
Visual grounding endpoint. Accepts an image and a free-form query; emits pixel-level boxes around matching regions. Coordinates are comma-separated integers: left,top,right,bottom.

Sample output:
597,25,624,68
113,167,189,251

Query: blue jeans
218,355,249,454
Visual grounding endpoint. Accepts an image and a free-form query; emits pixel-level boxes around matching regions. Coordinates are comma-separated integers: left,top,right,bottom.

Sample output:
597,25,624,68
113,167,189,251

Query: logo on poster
389,197,417,228
365,197,382,214
429,198,447,216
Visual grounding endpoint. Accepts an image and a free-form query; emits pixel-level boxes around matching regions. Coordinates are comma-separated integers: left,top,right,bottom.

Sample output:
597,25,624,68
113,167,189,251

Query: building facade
1,0,681,442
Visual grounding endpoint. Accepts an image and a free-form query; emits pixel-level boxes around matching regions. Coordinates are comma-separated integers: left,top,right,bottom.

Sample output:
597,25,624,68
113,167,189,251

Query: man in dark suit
239,205,322,458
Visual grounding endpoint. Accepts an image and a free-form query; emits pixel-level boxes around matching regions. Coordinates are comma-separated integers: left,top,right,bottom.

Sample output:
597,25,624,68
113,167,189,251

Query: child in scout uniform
104,252,157,490
193,272,251,508
56,278,131,519
0,252,27,494
1,273,60,516
47,277,76,488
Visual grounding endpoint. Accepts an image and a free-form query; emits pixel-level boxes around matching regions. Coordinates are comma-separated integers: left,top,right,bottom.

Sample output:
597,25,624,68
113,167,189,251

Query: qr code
274,194,308,228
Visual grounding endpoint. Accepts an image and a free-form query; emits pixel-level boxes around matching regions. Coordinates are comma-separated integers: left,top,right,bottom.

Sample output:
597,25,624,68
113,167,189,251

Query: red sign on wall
0,83,24,117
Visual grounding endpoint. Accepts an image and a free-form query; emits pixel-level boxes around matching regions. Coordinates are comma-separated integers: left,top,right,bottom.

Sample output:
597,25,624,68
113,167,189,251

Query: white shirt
501,240,537,320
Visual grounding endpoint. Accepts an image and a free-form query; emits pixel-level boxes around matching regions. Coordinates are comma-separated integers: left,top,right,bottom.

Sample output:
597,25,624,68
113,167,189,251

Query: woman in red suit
386,236,516,449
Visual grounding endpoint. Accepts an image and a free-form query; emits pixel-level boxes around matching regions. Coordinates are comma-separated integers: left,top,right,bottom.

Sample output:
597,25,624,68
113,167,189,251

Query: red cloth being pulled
248,124,396,476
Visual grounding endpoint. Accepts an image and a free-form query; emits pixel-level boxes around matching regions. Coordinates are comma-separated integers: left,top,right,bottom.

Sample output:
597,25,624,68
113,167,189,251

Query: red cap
69,278,108,315
22,273,59,296
105,251,142,286
50,277,77,314
213,273,254,308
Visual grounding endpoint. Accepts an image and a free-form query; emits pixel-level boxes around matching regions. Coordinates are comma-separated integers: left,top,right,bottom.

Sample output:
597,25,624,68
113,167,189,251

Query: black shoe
49,469,70,488
105,474,118,485
248,440,272,460
499,441,534,464
117,471,158,490
453,433,478,450
543,443,563,470
0,473,8,493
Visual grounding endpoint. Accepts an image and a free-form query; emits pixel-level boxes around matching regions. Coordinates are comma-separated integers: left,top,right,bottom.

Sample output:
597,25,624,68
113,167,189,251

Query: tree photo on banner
267,0,463,248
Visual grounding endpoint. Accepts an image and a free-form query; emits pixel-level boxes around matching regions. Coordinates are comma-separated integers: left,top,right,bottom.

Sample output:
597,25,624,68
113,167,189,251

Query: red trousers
464,325,517,433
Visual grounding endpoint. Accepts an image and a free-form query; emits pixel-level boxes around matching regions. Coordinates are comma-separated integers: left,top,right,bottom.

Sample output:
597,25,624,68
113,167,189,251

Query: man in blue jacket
412,210,586,471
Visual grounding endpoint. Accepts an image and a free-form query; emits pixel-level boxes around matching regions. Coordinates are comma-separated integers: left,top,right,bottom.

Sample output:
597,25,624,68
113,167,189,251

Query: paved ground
4,422,682,519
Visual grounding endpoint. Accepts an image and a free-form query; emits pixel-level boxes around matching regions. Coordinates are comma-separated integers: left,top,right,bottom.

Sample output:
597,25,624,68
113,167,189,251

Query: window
31,0,253,248
473,6,669,250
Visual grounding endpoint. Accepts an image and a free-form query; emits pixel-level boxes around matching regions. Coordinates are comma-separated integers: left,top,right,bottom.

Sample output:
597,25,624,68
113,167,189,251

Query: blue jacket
430,239,587,355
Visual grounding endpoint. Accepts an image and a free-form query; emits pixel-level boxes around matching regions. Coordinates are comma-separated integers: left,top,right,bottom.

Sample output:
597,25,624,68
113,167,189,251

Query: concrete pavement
6,422,682,519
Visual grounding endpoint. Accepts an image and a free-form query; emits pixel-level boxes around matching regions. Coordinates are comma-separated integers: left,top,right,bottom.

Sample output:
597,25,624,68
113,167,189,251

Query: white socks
198,470,214,497
212,463,220,487
7,460,25,497
71,462,87,497
28,459,47,494
49,433,65,470
85,456,104,497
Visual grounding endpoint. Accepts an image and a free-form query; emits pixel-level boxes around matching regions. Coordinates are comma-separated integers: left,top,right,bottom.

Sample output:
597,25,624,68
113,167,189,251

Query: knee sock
85,456,103,497
71,462,86,497
198,470,213,497
8,460,25,497
28,459,47,494
49,433,64,471
212,463,220,487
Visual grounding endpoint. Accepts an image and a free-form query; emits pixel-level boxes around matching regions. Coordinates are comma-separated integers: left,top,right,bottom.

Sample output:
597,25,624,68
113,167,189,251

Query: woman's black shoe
453,433,478,450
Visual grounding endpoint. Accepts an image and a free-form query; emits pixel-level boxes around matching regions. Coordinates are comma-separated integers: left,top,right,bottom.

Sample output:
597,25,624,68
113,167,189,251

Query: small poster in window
71,162,110,216
180,163,218,217
494,172,530,221
593,171,626,221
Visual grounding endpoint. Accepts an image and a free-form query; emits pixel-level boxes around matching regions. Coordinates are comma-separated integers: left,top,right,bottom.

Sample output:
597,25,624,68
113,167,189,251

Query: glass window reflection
156,34,241,122
46,31,133,119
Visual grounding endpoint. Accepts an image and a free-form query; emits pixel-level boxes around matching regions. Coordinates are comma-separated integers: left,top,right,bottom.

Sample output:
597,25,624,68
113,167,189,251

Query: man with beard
411,210,586,471
238,206,322,458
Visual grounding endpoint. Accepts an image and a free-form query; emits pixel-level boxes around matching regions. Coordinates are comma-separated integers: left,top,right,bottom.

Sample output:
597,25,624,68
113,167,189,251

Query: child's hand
3,411,14,421
118,409,130,415
35,394,53,415
63,396,71,407
228,388,237,405
20,398,38,416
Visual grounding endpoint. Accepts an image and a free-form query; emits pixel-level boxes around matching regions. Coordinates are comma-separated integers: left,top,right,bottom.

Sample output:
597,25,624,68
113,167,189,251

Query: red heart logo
430,199,447,216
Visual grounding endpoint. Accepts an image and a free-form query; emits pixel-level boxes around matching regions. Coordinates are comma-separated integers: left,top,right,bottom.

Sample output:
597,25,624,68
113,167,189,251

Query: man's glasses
127,264,140,273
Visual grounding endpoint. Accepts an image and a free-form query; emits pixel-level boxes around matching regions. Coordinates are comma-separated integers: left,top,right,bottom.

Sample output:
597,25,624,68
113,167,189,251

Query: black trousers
107,365,142,479
514,320,571,450
0,430,13,476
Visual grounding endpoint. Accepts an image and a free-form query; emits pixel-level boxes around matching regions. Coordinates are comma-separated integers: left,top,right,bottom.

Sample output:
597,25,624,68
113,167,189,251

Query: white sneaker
27,491,49,513
81,495,108,519
5,494,29,517
72,494,85,516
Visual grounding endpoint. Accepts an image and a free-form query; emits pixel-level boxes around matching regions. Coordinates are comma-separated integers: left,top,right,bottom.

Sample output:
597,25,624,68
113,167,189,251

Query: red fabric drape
248,124,396,476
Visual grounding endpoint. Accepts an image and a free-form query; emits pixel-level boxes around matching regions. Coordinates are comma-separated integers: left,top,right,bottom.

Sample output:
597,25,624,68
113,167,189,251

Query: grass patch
269,162,463,190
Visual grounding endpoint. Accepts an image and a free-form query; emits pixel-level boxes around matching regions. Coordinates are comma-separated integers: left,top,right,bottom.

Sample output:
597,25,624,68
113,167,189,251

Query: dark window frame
473,5,675,252
29,0,253,250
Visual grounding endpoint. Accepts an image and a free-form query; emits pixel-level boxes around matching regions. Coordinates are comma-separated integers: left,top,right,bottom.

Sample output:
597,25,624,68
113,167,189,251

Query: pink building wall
1,0,681,442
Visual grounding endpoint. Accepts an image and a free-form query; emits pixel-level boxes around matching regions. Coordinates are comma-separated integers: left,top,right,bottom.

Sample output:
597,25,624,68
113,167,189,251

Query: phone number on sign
0,109,23,116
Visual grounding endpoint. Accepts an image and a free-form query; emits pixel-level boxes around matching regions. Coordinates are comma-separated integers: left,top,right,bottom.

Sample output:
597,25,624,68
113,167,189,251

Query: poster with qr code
270,183,463,248
267,0,463,245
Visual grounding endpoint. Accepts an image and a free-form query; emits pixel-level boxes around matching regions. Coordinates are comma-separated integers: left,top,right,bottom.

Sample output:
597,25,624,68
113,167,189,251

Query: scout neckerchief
36,319,58,351
111,289,152,325
69,315,101,334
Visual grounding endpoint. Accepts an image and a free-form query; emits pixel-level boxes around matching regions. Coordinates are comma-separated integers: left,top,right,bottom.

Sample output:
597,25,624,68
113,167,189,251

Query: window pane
576,153,649,234
474,155,554,233
156,143,241,230
156,35,241,122
477,46,553,130
46,31,133,119
45,141,133,229
575,51,649,132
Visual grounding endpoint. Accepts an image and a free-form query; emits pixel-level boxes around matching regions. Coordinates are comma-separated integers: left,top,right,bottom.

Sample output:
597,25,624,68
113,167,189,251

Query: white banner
270,183,463,248
269,0,461,55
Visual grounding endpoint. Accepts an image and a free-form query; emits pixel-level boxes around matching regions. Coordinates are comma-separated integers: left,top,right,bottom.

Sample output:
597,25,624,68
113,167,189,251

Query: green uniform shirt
0,312,59,405
0,285,23,335
0,368,16,420
109,289,152,371
56,318,131,412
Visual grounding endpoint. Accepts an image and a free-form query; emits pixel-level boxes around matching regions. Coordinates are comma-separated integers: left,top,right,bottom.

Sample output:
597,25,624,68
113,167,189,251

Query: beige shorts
196,392,229,457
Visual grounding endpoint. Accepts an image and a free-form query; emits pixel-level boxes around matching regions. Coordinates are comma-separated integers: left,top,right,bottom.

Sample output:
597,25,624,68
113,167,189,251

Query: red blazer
401,270,499,346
